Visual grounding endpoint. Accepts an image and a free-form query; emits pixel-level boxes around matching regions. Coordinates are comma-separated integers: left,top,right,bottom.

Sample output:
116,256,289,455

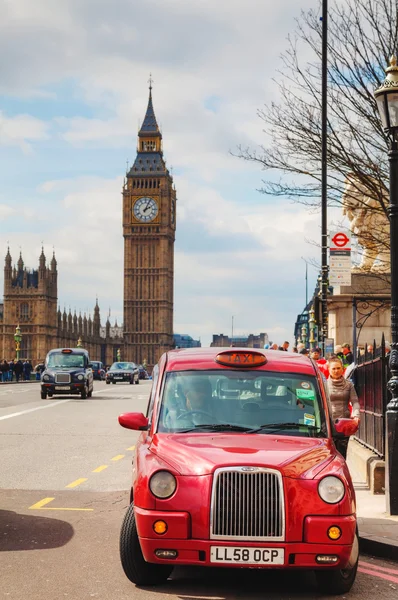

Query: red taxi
118,348,359,594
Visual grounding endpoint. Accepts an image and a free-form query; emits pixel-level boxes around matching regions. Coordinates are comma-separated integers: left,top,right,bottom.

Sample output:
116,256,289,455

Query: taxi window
146,364,159,423
47,353,85,368
157,370,327,437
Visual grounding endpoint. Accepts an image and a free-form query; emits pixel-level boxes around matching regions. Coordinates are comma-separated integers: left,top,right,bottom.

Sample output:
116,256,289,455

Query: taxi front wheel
120,502,173,586
315,531,359,594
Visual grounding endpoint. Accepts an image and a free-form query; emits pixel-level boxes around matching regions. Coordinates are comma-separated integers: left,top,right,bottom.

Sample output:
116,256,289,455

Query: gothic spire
138,80,161,138
5,247,11,268
17,252,24,271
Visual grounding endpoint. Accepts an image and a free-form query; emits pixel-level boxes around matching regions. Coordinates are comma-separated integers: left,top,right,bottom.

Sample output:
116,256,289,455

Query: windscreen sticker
296,388,315,400
303,413,316,426
300,381,311,389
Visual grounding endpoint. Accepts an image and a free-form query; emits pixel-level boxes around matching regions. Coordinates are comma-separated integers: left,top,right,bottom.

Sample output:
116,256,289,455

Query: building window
19,303,30,322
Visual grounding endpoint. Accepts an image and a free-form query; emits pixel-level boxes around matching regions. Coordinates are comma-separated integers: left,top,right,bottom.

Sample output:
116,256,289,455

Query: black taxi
40,348,94,400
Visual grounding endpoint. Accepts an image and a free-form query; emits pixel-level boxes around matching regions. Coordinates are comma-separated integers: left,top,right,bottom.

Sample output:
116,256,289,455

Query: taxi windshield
157,370,327,437
47,353,85,368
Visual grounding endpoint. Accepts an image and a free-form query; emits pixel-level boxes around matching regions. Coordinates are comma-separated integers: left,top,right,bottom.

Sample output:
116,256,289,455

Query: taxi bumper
41,383,85,394
135,507,356,569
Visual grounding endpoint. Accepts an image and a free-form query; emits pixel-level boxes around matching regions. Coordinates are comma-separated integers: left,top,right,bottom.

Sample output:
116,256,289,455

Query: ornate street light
77,337,82,348
116,348,121,362
14,325,22,360
374,55,398,515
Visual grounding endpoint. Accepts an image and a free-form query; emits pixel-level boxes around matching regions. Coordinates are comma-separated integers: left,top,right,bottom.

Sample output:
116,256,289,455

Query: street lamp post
14,325,22,360
374,56,398,515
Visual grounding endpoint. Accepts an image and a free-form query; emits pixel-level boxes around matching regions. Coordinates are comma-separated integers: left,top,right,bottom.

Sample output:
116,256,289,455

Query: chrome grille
210,467,285,541
55,373,71,384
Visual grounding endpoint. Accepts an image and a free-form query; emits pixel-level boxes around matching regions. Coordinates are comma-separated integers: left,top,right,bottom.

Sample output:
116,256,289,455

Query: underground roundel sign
331,232,350,248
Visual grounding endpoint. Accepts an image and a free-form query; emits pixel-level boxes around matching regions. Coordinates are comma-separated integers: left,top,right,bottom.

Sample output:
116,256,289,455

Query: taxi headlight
149,471,176,499
42,374,51,381
318,476,345,504
77,374,84,381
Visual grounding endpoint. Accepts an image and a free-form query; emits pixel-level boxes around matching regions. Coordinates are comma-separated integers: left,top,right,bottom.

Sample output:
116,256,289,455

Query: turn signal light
327,526,342,540
153,520,168,535
316,555,339,563
155,549,178,559
215,351,267,368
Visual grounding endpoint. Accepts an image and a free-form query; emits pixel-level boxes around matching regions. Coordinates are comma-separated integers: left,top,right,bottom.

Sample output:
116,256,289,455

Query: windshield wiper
178,423,254,433
248,422,326,436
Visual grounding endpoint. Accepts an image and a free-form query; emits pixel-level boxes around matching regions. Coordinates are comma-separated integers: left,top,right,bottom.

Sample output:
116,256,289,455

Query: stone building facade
122,85,176,368
0,248,123,365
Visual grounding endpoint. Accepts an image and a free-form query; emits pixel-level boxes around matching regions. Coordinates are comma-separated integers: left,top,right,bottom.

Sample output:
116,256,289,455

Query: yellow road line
126,445,135,451
65,478,88,488
92,465,108,473
111,454,125,461
36,507,93,511
29,497,55,509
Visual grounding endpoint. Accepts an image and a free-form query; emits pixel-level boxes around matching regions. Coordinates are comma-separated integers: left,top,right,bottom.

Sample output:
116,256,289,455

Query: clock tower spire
123,83,176,368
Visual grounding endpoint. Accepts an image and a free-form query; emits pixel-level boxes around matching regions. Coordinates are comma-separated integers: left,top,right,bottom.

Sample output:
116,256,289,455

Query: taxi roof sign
215,350,267,368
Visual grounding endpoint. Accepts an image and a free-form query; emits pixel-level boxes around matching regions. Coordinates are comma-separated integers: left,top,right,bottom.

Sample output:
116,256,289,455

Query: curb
359,534,398,561
0,381,39,385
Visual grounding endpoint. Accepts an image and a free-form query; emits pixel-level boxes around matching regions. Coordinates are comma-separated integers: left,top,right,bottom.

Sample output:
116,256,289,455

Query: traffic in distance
118,347,360,595
39,347,147,400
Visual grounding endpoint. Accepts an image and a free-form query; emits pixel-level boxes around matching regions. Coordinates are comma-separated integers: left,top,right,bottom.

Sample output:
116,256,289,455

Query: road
1,380,397,599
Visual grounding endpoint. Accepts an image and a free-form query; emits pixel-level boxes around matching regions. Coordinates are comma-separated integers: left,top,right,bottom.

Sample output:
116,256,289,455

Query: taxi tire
315,531,359,594
106,380,110,384
135,378,140,384
120,502,173,586
81,388,87,400
87,389,92,398
41,391,47,399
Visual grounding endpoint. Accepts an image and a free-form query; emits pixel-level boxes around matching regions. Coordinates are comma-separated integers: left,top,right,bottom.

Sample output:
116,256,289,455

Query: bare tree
238,0,397,266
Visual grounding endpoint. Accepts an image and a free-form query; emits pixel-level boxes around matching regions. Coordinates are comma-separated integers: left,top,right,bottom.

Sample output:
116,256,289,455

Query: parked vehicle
41,348,93,400
89,361,106,381
106,362,139,385
118,347,359,594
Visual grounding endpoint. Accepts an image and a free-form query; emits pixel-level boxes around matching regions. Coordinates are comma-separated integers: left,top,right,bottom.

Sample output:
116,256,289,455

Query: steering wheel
176,409,214,421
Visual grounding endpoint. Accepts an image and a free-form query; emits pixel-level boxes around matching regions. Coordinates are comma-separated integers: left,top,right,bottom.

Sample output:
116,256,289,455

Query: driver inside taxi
164,377,213,428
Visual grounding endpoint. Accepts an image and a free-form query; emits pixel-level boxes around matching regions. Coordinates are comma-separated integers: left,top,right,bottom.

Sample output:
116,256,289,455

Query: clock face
133,197,159,223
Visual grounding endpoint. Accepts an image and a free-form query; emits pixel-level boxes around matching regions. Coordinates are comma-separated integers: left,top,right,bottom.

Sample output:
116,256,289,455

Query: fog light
155,549,178,559
327,526,342,540
153,520,167,535
316,555,339,563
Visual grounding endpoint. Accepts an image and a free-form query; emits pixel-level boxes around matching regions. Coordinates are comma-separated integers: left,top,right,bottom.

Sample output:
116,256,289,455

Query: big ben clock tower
123,83,176,367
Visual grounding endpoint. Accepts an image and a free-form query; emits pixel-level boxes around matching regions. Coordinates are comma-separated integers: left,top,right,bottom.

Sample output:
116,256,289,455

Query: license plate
55,385,70,390
210,546,284,565
114,377,123,380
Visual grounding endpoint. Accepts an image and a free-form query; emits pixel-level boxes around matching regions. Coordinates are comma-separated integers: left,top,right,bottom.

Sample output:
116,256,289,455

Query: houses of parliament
0,85,176,368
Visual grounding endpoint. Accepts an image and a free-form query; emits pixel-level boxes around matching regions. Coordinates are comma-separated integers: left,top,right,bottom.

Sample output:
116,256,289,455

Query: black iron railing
353,335,390,458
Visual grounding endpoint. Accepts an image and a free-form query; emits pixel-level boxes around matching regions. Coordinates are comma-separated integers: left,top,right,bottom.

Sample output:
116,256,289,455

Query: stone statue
342,173,390,273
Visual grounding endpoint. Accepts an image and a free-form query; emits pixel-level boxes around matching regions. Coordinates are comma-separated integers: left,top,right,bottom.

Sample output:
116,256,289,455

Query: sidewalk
347,453,398,560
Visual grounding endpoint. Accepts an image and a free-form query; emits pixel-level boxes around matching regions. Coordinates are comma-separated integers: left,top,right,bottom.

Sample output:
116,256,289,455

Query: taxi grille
55,373,71,384
210,467,285,541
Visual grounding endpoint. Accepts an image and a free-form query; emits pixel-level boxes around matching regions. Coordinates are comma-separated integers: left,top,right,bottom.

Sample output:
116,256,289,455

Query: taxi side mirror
119,412,149,431
334,418,359,437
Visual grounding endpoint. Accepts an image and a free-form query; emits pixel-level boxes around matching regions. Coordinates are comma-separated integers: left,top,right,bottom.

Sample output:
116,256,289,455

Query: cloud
0,111,50,152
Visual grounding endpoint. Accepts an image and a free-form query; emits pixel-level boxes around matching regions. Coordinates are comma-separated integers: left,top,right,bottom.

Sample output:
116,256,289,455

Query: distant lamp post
374,55,398,515
77,337,83,348
301,323,308,348
309,306,316,350
14,325,22,360
116,348,121,362
143,358,147,369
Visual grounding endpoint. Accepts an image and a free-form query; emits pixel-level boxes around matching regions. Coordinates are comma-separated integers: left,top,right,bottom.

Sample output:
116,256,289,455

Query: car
106,361,139,385
138,364,149,380
41,347,94,400
89,360,106,381
118,347,359,594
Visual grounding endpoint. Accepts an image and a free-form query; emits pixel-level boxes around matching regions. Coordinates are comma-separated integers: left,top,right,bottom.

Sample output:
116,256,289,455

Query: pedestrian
327,357,360,459
334,345,346,365
292,346,298,353
342,343,354,365
14,360,23,382
311,347,329,379
281,341,289,351
9,359,15,381
299,348,309,355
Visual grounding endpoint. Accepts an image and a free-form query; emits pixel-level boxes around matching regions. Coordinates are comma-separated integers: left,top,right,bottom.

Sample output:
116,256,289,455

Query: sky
0,0,342,347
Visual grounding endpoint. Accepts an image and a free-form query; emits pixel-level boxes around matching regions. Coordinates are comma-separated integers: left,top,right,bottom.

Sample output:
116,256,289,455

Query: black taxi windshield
157,370,327,437
47,353,85,369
